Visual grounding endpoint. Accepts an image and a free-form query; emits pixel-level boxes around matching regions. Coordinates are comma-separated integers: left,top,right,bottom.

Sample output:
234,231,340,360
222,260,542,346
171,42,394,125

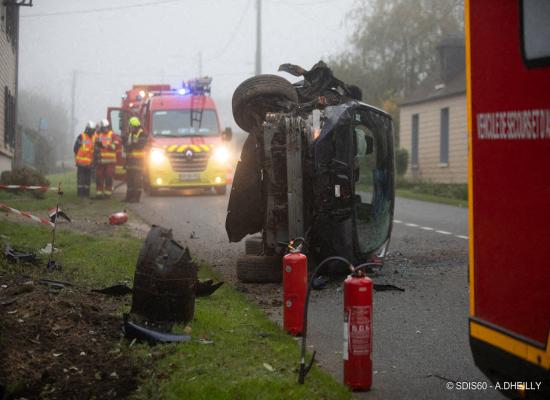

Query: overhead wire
203,0,252,62
21,0,185,18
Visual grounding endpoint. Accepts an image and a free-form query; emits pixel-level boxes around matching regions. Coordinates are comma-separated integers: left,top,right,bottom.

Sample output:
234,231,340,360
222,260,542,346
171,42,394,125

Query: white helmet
86,120,96,130
100,119,110,129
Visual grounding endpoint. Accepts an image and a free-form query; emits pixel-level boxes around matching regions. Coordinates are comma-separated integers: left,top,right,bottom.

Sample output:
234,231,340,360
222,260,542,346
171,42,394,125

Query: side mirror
221,127,233,141
365,135,374,155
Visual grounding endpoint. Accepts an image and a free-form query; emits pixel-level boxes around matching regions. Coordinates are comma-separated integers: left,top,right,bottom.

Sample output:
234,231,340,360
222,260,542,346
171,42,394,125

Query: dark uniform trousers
77,166,92,197
126,160,143,202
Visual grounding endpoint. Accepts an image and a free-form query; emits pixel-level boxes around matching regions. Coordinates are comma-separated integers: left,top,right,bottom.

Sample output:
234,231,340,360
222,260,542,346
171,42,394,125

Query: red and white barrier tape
0,203,55,228
0,184,54,191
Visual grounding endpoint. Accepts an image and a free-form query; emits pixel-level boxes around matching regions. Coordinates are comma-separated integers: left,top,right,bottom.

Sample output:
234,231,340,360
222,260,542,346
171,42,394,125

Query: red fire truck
107,78,233,194
466,1,549,397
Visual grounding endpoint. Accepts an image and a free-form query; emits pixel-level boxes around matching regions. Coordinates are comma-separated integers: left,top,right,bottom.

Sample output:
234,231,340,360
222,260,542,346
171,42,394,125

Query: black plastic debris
48,207,71,223
123,316,191,344
37,279,71,290
4,244,37,264
373,283,405,292
278,61,356,103
46,260,62,271
130,225,197,325
93,283,133,296
195,279,224,297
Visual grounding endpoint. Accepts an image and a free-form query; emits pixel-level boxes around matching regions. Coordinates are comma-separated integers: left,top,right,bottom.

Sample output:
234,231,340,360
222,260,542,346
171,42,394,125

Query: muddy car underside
226,62,395,282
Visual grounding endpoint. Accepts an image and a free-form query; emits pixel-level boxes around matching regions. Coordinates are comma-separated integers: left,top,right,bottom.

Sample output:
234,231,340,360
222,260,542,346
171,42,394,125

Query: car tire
232,74,298,133
236,255,282,283
245,236,263,255
214,185,227,195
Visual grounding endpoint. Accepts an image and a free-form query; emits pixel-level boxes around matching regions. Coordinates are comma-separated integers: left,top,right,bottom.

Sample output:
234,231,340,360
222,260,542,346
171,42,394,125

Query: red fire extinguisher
283,239,307,336
343,269,373,390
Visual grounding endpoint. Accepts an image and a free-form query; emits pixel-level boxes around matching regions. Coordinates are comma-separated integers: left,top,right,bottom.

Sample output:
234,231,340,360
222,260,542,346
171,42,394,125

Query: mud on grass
0,272,143,399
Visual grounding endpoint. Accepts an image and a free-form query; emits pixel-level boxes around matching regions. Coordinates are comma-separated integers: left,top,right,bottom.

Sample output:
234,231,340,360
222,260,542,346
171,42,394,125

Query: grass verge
396,188,468,207
1,183,350,399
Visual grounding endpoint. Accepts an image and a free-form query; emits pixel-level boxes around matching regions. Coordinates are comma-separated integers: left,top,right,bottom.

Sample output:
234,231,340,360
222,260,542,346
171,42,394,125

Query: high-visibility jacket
75,132,94,167
95,130,117,164
126,128,147,160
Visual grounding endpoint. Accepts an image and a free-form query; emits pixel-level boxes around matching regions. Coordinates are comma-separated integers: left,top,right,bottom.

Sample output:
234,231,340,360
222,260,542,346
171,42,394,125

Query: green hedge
395,148,408,176
396,176,468,201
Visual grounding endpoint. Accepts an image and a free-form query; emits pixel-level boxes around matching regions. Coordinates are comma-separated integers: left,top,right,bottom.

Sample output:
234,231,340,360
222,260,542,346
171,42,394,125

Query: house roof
400,69,465,107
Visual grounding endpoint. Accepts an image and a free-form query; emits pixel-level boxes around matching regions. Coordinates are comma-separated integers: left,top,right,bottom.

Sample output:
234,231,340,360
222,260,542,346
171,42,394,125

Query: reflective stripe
98,131,116,163
168,144,178,152
76,132,94,166
177,144,188,153
128,151,145,158
190,144,201,152
200,144,210,151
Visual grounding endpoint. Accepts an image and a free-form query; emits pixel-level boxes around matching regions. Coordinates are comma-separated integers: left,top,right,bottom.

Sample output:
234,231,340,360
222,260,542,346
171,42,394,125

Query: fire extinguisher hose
298,256,351,384
298,258,380,384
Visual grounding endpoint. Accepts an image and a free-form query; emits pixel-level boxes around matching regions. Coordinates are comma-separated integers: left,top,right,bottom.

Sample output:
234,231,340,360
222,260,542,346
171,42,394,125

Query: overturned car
226,62,395,283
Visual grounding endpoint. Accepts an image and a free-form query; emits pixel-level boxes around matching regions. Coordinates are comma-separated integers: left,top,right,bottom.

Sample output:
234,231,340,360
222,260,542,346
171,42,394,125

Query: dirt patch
0,272,142,399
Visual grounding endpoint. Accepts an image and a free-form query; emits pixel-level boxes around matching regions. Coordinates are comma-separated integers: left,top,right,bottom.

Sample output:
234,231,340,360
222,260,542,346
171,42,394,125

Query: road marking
396,219,468,240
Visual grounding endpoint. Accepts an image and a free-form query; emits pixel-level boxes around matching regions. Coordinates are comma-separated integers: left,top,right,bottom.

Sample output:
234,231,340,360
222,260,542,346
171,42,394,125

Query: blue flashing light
178,88,187,95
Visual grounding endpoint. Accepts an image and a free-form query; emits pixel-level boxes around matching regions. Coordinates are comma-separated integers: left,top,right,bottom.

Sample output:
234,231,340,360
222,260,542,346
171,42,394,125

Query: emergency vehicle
466,1,549,398
107,78,233,195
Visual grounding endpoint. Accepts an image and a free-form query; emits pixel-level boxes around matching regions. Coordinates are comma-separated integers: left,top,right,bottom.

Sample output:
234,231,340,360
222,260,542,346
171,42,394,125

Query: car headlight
150,148,168,166
212,146,230,164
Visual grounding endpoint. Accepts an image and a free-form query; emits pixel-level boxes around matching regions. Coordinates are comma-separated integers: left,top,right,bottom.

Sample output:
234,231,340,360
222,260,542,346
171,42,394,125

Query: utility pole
70,70,77,138
255,0,262,75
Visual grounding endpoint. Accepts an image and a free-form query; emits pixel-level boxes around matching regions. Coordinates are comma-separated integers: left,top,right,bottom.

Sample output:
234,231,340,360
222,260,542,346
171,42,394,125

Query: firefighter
93,119,117,199
73,121,95,197
124,117,147,202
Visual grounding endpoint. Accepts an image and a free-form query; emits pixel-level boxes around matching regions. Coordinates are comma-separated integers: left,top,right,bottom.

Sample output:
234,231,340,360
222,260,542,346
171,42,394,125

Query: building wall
400,94,467,183
0,3,18,173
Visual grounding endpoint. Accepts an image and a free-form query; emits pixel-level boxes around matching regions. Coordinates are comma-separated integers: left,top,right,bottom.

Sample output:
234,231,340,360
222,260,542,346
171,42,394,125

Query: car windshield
152,109,219,136
353,108,394,255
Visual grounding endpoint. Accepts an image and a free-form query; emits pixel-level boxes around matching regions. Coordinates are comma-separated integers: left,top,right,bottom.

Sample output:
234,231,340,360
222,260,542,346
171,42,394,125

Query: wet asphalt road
131,191,504,399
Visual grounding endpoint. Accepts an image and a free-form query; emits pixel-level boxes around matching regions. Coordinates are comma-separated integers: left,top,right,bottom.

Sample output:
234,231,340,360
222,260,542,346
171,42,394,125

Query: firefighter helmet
100,119,110,129
129,117,141,127
85,121,96,134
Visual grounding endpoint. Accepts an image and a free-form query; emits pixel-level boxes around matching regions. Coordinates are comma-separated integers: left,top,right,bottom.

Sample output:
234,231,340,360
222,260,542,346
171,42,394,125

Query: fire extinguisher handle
298,350,317,384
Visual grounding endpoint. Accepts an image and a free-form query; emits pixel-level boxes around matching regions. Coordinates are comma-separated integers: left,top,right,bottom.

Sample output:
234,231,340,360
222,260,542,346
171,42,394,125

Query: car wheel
236,255,282,283
232,74,298,133
245,236,263,255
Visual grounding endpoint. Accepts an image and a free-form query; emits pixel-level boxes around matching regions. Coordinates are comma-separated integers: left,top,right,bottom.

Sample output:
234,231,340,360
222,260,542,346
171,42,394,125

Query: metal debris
92,284,133,296
123,318,191,344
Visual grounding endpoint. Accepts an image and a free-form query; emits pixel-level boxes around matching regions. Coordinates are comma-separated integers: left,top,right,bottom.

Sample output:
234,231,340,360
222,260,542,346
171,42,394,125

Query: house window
411,114,419,167
4,86,16,150
440,107,449,164
4,2,18,49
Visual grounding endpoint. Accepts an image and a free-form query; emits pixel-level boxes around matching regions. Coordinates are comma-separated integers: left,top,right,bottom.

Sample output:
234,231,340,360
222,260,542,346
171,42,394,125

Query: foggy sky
19,0,354,135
